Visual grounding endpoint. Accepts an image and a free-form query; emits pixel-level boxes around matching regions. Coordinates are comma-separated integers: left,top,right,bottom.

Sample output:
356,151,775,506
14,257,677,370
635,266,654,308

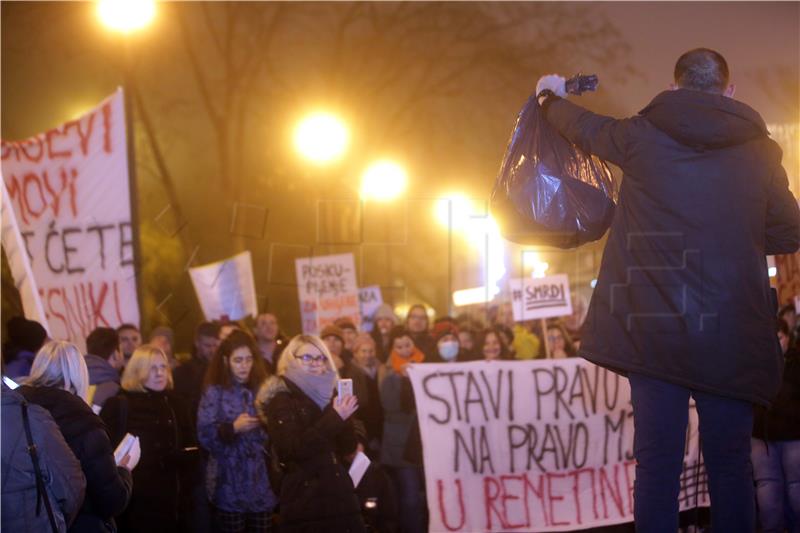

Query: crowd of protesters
1,297,798,532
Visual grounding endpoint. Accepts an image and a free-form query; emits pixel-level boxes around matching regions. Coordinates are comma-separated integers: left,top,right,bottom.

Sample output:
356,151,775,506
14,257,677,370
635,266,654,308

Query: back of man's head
196,321,221,340
674,48,729,94
86,327,120,360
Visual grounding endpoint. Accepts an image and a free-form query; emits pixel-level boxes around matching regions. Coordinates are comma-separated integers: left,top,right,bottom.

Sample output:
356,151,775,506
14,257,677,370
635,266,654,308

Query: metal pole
123,39,144,324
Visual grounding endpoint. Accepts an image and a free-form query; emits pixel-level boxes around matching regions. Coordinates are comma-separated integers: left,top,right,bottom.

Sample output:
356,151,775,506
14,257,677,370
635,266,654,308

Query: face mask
438,341,459,361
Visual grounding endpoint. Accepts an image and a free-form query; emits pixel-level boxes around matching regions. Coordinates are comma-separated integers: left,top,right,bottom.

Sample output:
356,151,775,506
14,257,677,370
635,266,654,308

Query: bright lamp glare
360,161,407,201
434,194,473,231
294,113,349,164
97,0,156,34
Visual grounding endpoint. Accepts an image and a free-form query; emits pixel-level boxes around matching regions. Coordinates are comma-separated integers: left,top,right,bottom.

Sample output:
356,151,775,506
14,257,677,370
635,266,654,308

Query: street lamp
294,113,349,165
97,0,156,34
360,160,407,201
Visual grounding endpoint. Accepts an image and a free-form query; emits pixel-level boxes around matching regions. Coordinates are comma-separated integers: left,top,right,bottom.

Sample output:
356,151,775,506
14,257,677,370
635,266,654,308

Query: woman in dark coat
256,334,365,533
18,340,133,533
100,344,196,533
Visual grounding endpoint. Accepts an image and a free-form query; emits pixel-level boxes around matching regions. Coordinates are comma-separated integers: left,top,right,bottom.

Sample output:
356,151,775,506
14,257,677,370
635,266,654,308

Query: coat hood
255,375,289,424
639,89,768,151
84,353,121,384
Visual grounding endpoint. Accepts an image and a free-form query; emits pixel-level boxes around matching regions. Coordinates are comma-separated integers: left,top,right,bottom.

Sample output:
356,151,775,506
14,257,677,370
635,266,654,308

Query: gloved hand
536,74,567,98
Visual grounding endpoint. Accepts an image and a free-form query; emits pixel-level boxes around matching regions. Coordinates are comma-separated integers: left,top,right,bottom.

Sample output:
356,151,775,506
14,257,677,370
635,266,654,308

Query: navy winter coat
545,89,800,406
17,385,133,532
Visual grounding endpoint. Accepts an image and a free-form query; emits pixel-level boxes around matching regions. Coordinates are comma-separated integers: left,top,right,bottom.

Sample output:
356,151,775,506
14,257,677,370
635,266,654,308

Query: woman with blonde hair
100,344,195,532
256,334,365,532
18,340,133,532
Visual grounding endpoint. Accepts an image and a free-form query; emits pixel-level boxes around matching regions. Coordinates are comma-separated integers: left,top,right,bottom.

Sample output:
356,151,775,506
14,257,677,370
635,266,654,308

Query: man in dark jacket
537,48,800,532
85,327,124,410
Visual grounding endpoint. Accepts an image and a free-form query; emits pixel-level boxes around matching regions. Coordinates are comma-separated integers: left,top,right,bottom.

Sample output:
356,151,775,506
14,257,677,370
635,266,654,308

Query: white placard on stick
295,253,361,334
510,274,573,322
189,251,257,321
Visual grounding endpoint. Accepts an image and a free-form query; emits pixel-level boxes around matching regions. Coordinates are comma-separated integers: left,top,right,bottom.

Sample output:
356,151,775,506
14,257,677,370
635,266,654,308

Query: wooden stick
541,318,551,358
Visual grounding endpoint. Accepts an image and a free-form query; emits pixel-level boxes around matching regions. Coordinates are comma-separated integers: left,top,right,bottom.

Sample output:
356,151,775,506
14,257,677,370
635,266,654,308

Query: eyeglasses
295,353,328,364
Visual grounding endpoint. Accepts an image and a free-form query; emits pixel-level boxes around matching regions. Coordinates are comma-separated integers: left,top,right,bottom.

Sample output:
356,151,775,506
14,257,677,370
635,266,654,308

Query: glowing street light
97,0,156,34
360,160,407,201
294,113,349,164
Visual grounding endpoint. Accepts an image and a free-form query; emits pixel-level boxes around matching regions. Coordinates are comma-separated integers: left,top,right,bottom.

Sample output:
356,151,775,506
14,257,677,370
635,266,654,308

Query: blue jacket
197,383,277,513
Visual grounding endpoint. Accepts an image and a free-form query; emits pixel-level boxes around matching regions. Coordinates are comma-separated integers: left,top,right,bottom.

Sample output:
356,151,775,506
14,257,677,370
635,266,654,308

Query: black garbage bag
490,75,618,249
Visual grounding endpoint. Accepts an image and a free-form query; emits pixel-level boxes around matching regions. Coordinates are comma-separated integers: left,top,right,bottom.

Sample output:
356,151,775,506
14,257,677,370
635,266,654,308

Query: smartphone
337,378,353,399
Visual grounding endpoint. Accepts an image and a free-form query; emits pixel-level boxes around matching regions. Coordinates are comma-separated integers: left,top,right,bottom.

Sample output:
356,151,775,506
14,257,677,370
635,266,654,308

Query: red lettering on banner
43,280,124,340
570,468,598,524
5,168,80,223
73,112,95,156
1,140,15,160
499,475,530,529
113,281,124,323
102,102,112,153
45,128,72,159
546,472,570,526
19,138,44,163
599,464,625,518
23,172,48,219
623,460,635,515
437,479,466,531
484,477,506,530
522,471,549,526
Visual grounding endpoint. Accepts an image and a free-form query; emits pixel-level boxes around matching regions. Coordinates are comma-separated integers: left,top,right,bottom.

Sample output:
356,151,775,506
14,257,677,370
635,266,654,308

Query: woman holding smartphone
197,329,276,533
257,334,365,532
100,344,195,532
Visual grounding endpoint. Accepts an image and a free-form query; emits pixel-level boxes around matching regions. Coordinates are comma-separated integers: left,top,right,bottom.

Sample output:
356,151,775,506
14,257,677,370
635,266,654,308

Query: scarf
284,362,336,410
389,347,425,374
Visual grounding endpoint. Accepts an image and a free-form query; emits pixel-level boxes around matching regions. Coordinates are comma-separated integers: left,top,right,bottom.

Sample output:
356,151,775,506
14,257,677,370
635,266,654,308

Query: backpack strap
20,399,60,533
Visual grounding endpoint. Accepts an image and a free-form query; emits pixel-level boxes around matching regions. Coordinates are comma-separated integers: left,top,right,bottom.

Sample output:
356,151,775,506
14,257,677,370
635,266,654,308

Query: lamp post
96,0,156,319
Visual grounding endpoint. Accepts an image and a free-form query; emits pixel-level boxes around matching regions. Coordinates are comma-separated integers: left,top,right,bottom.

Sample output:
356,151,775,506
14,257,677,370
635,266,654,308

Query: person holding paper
256,334,365,532
536,48,800,532
17,340,133,532
197,330,276,533
100,345,195,532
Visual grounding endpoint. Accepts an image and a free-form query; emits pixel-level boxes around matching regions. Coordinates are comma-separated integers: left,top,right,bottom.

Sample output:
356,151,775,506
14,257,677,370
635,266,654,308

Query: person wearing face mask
431,321,463,363
380,326,427,533
351,333,385,456
256,335,365,532
100,345,196,533
197,330,276,533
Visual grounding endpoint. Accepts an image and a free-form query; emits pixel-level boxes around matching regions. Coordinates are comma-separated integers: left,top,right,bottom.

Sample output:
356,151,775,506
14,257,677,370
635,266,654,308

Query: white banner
510,274,573,322
189,251,257,322
1,89,139,351
407,360,709,532
295,253,360,334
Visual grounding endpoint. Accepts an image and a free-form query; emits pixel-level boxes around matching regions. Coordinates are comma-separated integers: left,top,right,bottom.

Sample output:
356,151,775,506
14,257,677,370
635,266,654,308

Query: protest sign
359,285,383,332
510,274,573,322
1,89,139,350
295,253,360,334
189,251,257,321
407,359,708,532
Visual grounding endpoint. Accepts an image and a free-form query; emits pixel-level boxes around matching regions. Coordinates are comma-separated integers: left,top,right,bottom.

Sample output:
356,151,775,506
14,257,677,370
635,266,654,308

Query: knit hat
432,321,459,344
372,304,398,323
334,317,357,332
320,324,345,342
7,316,47,352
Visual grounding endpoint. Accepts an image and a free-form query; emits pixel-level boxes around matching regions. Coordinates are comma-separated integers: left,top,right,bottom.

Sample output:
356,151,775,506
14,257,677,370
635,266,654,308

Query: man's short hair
196,321,221,339
86,327,120,360
674,48,729,94
117,323,139,334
